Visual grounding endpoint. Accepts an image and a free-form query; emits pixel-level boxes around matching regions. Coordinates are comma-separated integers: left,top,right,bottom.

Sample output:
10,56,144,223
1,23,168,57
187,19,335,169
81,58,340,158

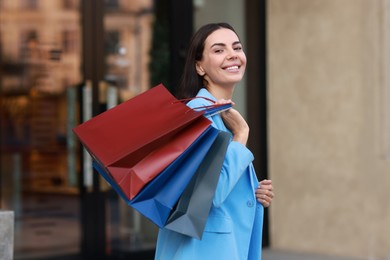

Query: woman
155,22,274,260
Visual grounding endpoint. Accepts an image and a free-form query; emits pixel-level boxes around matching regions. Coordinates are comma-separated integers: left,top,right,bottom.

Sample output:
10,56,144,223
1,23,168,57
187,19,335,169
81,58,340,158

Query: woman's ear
195,63,205,76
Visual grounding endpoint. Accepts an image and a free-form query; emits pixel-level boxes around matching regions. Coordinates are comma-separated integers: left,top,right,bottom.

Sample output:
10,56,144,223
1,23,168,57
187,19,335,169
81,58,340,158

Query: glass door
1,0,173,259
77,0,160,258
0,0,82,259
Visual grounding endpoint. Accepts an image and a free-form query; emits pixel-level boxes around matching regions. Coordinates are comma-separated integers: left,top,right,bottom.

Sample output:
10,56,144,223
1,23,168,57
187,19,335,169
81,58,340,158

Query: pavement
263,249,365,260
10,191,370,260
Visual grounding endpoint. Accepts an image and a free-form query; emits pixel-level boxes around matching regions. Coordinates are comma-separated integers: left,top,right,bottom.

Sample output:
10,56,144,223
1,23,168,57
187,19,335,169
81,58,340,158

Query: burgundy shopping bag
73,84,231,200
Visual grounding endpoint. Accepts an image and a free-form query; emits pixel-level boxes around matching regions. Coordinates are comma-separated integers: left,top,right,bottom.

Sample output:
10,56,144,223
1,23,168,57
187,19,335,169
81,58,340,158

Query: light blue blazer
155,88,264,260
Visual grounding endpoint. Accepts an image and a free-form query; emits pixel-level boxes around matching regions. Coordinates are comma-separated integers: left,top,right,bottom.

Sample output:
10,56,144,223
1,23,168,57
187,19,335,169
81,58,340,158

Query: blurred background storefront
0,1,155,259
0,0,266,259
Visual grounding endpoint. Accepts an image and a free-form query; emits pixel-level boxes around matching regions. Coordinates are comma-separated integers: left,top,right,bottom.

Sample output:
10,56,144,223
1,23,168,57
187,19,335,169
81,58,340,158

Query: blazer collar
197,88,217,102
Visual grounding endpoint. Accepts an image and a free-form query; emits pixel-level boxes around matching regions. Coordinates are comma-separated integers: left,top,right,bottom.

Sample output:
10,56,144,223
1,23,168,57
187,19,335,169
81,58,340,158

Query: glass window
62,0,78,10
104,0,119,10
21,0,39,10
0,0,82,258
62,30,78,54
105,30,120,55
1,0,161,258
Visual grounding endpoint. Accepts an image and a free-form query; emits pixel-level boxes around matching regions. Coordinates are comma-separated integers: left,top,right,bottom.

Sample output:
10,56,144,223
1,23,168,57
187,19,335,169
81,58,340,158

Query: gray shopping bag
164,130,231,239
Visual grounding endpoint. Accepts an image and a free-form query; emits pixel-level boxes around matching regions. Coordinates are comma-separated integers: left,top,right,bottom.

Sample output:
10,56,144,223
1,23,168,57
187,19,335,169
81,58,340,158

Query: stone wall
267,0,390,258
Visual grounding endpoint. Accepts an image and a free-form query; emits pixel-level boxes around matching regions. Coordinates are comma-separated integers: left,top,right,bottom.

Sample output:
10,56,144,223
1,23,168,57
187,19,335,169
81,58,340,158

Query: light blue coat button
247,200,254,207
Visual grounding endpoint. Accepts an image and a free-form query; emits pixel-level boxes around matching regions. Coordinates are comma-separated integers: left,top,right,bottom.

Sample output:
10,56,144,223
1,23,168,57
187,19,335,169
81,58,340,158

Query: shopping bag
103,116,210,200
93,117,209,200
92,126,219,227
129,126,220,228
93,161,127,200
164,130,231,239
73,84,231,200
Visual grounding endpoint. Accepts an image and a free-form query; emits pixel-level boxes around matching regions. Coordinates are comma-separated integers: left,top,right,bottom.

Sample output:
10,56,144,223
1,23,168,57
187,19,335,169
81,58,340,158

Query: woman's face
196,28,246,88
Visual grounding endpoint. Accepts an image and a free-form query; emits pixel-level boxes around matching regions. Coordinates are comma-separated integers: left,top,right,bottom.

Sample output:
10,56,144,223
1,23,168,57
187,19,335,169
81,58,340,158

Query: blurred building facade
0,0,157,259
1,0,389,260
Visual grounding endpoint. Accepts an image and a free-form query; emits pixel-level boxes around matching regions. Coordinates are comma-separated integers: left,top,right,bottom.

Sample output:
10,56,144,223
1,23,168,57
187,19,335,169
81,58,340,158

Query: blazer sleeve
186,97,254,207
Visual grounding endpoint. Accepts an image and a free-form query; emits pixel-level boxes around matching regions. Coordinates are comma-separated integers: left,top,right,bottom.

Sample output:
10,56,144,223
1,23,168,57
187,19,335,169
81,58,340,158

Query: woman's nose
227,51,238,60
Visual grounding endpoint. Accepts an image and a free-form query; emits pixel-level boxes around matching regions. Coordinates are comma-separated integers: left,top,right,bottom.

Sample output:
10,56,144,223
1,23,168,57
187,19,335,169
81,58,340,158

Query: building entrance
0,0,160,259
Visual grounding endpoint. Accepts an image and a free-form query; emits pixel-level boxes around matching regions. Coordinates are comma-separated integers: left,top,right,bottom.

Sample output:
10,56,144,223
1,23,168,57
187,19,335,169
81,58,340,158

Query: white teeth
226,66,239,70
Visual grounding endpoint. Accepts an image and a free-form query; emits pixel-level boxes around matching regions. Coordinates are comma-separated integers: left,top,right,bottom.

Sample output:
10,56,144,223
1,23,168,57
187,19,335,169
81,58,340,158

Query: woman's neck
206,84,235,100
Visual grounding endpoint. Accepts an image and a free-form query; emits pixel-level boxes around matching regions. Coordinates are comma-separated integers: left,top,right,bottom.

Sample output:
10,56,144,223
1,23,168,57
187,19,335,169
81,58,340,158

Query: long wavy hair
175,23,239,99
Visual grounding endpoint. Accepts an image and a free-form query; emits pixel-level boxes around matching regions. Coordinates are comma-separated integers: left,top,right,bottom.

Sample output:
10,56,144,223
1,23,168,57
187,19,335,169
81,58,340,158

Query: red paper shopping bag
73,84,212,199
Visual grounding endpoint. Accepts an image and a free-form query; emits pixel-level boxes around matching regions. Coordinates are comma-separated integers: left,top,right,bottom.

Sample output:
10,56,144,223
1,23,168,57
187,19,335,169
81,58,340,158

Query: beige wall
267,0,390,258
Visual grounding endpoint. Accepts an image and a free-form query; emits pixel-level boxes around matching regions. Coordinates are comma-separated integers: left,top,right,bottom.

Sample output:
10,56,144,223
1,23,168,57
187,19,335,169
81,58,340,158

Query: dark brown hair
175,23,239,99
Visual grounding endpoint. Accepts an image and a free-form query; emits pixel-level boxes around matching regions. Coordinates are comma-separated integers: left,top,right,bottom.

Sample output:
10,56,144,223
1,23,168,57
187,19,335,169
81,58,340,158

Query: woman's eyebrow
210,41,241,48
210,43,226,48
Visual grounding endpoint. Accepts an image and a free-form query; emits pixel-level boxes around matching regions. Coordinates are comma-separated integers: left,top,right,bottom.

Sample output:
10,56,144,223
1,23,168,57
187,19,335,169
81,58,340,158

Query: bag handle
176,96,216,104
173,96,232,117
174,96,229,110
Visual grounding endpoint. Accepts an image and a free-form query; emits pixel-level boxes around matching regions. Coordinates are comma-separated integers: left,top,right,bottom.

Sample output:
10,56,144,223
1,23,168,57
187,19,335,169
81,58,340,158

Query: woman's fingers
256,179,274,207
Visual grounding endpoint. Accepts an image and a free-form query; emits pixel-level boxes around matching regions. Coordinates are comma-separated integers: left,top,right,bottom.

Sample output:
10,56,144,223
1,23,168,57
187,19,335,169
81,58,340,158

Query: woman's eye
234,46,242,51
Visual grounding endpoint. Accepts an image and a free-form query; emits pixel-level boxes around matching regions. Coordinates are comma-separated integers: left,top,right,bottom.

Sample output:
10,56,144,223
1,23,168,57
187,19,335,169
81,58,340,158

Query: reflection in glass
0,0,82,258
0,0,160,258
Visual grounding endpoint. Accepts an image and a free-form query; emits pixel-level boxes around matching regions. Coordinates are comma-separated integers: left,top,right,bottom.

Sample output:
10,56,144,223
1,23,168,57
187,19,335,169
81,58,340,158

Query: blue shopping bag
129,126,219,227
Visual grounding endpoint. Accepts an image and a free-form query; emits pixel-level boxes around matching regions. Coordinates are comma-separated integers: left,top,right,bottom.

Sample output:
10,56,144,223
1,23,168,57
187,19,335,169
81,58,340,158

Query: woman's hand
216,99,249,146
255,179,274,208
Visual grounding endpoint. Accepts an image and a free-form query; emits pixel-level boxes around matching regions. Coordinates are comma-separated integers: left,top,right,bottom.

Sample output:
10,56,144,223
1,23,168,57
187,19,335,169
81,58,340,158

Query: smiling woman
154,22,274,260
